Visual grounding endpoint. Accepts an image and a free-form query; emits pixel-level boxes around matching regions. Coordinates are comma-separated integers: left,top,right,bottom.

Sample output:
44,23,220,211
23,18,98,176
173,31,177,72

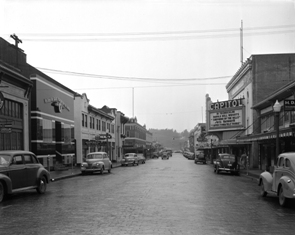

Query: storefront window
43,119,53,142
62,123,72,143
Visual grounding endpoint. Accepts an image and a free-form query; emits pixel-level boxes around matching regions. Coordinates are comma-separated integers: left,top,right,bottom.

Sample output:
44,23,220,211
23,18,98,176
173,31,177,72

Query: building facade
206,53,295,168
124,117,151,155
0,39,32,151
100,106,129,162
29,74,76,169
74,93,115,164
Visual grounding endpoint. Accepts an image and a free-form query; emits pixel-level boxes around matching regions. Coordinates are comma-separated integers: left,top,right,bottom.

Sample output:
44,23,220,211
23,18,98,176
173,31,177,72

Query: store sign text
210,109,243,128
44,97,70,113
210,98,243,110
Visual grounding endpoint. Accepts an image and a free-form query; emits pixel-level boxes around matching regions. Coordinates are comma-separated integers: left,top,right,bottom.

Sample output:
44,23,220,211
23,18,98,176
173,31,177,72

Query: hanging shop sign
284,100,295,111
0,91,4,110
210,98,244,110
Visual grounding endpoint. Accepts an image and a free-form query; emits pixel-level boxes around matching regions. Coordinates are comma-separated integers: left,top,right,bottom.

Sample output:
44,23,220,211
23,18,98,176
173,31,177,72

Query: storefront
0,63,32,151
30,74,76,169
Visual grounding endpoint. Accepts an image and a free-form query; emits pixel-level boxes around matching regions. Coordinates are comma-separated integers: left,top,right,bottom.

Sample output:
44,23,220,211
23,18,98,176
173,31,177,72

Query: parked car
152,152,159,159
166,149,173,157
259,152,295,206
0,150,50,203
121,153,139,166
214,153,240,175
162,151,170,160
187,152,195,160
137,154,146,164
195,152,206,164
81,152,112,175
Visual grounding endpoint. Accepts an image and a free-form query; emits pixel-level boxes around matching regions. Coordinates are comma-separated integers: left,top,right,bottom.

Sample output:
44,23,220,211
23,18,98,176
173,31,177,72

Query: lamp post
210,139,213,164
273,100,281,166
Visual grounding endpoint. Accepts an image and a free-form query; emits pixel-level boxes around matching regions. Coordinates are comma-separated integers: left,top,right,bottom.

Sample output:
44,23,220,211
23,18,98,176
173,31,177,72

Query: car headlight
81,163,88,167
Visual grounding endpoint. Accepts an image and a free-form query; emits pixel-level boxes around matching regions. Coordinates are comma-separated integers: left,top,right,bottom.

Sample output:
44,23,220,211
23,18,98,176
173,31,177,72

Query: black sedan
214,153,240,175
0,150,50,202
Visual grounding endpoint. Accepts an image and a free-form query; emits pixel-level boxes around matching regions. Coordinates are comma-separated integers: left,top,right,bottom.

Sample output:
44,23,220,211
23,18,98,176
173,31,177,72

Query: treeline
149,128,189,150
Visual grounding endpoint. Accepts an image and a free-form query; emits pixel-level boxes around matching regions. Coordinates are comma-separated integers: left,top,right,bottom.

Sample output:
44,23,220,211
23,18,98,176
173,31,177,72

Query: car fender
37,168,50,184
0,174,13,194
259,171,273,192
277,176,295,198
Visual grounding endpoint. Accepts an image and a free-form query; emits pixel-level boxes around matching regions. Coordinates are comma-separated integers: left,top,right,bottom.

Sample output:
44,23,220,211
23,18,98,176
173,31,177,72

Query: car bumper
218,167,239,173
121,161,136,165
81,167,102,172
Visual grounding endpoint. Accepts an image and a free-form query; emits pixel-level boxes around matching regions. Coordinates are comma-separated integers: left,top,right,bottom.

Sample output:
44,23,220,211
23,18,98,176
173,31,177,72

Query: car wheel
108,166,112,173
260,180,267,197
100,167,104,175
0,181,6,202
279,186,288,206
36,176,47,194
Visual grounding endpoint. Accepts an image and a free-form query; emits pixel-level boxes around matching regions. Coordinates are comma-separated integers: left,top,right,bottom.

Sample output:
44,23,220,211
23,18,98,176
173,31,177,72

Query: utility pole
10,34,22,68
240,20,243,64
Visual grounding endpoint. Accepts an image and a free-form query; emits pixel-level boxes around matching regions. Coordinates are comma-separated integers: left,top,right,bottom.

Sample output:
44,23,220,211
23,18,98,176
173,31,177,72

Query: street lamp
273,100,281,166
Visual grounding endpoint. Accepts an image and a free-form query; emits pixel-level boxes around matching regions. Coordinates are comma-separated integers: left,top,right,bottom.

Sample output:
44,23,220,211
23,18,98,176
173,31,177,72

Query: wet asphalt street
1,153,295,235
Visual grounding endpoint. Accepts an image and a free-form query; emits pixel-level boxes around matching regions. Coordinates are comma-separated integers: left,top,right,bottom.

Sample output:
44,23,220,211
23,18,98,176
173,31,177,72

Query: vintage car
195,152,206,164
259,152,295,206
121,153,139,166
136,154,146,164
162,151,170,160
0,150,50,203
81,152,112,175
151,152,159,159
214,153,240,175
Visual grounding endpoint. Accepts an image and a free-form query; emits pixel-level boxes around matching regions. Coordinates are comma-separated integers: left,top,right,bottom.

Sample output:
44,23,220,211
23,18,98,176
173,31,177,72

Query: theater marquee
209,98,245,131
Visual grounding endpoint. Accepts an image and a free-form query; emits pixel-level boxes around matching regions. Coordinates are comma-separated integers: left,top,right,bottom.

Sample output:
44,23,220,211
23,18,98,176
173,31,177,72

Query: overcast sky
1,0,295,132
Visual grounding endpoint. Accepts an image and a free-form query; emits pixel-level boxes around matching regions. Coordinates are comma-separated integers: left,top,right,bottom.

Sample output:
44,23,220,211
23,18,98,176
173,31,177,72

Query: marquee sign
209,106,245,131
210,98,244,110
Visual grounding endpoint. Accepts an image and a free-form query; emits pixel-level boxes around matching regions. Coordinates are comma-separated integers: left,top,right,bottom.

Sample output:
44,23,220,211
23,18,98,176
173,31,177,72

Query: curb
50,164,122,182
240,172,260,183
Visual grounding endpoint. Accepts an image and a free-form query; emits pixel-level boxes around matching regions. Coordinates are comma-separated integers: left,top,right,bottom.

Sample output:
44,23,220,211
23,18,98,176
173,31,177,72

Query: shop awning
237,128,293,142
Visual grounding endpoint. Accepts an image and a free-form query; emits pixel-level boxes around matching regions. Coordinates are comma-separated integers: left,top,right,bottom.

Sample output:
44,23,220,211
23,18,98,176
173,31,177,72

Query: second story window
102,121,106,131
85,115,88,128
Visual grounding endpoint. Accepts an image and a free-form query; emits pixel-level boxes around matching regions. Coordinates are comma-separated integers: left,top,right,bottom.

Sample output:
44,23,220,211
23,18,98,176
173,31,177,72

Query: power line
36,67,232,82
4,24,294,42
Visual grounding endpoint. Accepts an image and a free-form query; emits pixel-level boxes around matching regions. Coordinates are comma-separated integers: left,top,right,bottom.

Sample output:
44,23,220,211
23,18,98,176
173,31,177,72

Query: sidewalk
49,162,122,182
240,168,263,181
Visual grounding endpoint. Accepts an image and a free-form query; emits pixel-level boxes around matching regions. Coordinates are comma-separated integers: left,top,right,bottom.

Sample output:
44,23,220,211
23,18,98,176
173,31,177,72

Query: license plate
228,164,232,166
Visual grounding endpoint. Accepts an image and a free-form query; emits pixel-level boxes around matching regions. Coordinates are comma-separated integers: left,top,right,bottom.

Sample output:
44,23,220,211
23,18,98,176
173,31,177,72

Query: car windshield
0,155,11,165
221,155,235,161
87,154,103,160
